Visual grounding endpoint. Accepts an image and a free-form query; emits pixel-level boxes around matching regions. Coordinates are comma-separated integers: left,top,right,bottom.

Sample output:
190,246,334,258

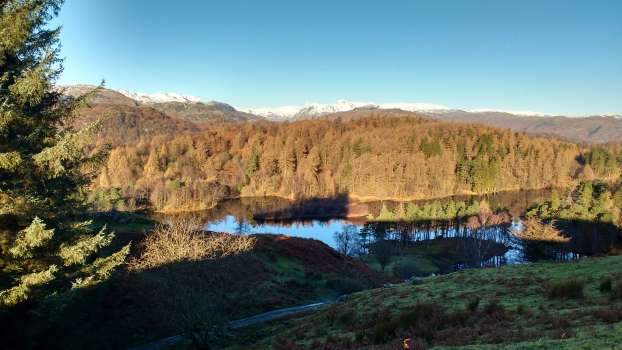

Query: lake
162,190,622,275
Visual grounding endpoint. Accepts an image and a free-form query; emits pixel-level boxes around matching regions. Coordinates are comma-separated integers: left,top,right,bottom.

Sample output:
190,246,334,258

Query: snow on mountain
465,108,552,117
241,100,450,120
379,102,450,112
117,90,202,104
243,105,304,120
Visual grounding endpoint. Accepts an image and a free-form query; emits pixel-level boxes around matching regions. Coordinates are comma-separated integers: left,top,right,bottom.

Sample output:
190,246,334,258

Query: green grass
226,256,622,349
362,253,440,277
433,323,622,349
361,238,506,279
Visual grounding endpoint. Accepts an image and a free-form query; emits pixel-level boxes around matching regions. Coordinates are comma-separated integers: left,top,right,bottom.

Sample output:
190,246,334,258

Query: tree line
526,181,622,226
89,114,621,212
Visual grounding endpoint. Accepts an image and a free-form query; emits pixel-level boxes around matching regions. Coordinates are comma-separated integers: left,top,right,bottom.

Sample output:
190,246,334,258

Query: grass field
225,255,622,349
362,237,508,279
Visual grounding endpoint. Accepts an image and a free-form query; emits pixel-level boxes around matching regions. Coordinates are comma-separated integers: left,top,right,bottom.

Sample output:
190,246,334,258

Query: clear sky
55,0,621,115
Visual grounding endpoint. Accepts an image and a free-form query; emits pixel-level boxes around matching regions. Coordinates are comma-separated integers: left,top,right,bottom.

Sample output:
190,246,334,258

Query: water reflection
182,190,622,276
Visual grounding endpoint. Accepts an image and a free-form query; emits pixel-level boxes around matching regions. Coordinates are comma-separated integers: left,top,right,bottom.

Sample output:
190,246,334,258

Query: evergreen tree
244,148,260,181
550,189,561,211
0,0,129,308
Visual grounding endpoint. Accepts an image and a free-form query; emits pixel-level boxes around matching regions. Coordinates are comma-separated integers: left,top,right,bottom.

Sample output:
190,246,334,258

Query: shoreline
151,185,564,215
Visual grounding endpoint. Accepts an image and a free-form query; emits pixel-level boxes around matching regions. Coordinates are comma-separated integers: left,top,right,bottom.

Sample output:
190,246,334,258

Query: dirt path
128,300,333,350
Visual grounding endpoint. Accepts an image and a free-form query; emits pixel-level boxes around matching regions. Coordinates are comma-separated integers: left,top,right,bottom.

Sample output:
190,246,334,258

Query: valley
2,2,621,350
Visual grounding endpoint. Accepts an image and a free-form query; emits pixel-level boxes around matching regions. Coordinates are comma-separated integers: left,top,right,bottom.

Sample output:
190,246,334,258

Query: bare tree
334,225,358,256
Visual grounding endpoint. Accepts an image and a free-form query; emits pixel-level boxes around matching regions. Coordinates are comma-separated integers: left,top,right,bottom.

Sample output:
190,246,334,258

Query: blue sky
55,0,621,115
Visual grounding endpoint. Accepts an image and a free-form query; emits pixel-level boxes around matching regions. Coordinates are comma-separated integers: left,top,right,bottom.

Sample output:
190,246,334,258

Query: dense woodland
88,111,621,212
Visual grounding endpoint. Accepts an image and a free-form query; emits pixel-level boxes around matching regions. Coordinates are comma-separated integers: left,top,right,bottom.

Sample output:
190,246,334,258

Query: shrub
393,261,426,279
371,303,443,344
595,307,622,323
371,318,396,344
484,299,505,315
354,330,366,342
326,278,365,295
337,307,357,326
612,281,622,300
550,316,572,339
546,279,585,299
599,278,612,293
129,218,255,270
466,297,480,312
516,304,526,314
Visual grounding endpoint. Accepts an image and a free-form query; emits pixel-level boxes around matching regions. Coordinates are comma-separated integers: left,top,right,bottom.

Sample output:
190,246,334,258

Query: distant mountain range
240,100,556,121
60,85,622,144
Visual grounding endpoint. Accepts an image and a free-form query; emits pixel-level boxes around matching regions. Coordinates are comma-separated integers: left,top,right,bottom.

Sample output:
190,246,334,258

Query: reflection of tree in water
519,220,622,262
358,219,512,271
234,218,253,234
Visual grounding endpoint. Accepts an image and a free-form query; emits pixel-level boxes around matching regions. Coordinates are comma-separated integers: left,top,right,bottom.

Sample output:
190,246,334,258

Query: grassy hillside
226,256,622,349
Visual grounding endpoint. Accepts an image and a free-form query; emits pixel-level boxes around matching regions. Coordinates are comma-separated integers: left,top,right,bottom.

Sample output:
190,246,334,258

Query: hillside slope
8,231,391,349
424,110,622,144
230,255,622,349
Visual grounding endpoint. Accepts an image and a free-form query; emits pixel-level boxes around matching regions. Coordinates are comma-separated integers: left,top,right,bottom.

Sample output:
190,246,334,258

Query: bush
371,303,443,344
466,297,481,312
612,281,622,300
337,307,357,326
515,304,526,314
546,279,585,299
599,278,612,293
483,299,505,315
326,278,366,295
393,261,425,279
129,218,255,270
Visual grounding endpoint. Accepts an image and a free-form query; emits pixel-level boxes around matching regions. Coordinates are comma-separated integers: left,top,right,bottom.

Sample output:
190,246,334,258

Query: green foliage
527,181,621,225
9,216,54,258
612,281,622,300
547,279,585,299
352,137,371,157
584,148,619,178
369,199,481,222
599,278,612,293
373,202,396,221
245,148,260,179
73,243,130,289
0,265,58,307
59,227,114,266
419,137,442,159
466,297,481,312
0,0,128,312
0,151,22,171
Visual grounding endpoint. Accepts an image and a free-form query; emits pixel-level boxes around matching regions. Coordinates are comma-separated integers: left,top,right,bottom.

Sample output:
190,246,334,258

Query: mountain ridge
60,85,622,143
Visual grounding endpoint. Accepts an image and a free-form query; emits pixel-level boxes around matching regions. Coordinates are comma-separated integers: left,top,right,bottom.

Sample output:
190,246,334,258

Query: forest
88,113,622,212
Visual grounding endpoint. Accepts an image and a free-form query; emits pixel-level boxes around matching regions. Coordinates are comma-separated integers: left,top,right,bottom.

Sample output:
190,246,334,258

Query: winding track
128,300,333,350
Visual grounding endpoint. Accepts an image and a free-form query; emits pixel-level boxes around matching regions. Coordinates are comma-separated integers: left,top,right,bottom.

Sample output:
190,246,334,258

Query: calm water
170,190,622,274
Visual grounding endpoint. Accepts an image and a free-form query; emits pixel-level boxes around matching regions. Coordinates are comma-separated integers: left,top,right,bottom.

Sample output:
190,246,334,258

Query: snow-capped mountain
464,108,552,117
117,90,202,104
241,100,450,120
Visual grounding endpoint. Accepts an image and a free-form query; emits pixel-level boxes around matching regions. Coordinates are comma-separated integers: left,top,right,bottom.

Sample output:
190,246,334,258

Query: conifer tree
0,0,129,307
